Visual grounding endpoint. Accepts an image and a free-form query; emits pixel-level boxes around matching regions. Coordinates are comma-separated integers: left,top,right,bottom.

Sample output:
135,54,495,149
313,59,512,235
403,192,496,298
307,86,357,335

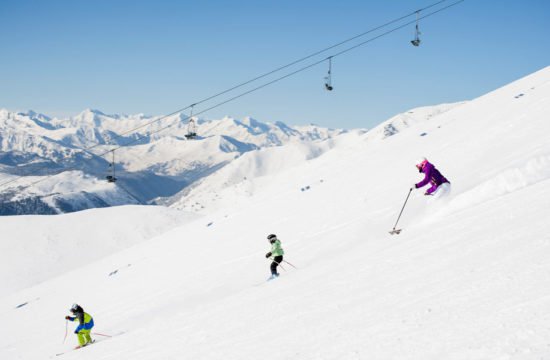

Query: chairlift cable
176,0,449,110
328,0,463,59
78,0,451,145
0,0,464,192
0,0,453,190
25,0,455,153
103,0,466,153
117,182,145,205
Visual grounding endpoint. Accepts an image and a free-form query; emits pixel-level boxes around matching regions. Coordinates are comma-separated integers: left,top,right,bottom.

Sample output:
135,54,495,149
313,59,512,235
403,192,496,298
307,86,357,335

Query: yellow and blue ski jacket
68,312,94,332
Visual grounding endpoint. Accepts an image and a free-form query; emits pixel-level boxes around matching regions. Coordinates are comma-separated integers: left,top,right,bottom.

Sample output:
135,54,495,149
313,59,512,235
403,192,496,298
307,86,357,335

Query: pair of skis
55,332,121,357
73,339,95,350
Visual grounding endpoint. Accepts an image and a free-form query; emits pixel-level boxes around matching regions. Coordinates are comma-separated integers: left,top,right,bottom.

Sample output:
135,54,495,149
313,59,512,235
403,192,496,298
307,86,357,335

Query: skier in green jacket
265,234,284,279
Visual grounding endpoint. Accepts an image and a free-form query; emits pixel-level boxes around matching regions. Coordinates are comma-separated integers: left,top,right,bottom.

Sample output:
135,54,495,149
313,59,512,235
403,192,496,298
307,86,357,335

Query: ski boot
267,273,280,281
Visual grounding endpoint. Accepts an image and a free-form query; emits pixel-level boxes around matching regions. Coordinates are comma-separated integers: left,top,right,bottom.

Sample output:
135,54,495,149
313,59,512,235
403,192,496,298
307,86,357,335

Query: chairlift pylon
411,11,421,47
324,57,334,91
185,104,198,140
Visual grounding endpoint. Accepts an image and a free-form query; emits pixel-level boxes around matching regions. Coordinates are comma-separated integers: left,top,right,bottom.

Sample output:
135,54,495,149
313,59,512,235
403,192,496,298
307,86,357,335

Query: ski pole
62,320,68,344
270,258,297,270
390,187,413,235
92,332,112,338
283,260,297,269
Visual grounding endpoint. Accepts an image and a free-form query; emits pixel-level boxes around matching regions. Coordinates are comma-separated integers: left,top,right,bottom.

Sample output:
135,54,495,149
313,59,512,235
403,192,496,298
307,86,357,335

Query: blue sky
1,0,549,129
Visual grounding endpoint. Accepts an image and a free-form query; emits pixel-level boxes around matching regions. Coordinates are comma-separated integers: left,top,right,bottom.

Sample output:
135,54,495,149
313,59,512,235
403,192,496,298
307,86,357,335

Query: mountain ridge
0,110,362,215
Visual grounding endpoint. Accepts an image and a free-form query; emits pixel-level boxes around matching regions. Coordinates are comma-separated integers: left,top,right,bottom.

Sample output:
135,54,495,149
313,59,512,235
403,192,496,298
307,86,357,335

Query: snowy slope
1,66,550,360
165,104,455,214
0,205,199,298
0,171,140,215
167,131,366,213
369,102,466,139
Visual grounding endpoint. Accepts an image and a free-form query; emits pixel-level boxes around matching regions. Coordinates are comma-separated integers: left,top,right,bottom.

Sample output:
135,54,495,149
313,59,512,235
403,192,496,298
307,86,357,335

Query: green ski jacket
270,239,284,257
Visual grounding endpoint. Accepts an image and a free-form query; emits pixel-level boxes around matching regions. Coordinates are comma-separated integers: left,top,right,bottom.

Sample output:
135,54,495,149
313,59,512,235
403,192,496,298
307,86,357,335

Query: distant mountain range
0,109,365,215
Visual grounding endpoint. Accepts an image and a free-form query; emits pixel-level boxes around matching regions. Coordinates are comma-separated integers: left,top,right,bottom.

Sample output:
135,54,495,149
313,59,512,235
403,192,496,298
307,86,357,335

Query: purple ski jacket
415,162,449,195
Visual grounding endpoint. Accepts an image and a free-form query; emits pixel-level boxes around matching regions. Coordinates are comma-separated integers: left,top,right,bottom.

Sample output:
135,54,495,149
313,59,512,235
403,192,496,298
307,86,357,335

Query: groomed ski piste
1,66,550,359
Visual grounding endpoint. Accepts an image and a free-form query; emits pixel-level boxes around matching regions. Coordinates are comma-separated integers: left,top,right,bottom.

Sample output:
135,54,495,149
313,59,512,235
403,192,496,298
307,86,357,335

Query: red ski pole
92,332,112,338
62,320,68,344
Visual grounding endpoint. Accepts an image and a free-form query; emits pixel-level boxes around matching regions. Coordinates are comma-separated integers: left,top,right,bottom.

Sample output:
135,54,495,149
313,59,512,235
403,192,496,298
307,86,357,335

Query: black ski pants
271,255,283,275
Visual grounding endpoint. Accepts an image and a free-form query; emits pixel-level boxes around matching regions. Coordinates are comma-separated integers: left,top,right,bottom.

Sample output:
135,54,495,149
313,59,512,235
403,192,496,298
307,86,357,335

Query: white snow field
1,66,550,359
0,206,199,298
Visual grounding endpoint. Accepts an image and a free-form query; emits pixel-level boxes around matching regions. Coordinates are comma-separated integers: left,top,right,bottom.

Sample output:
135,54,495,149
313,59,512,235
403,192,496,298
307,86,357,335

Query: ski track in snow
426,152,550,222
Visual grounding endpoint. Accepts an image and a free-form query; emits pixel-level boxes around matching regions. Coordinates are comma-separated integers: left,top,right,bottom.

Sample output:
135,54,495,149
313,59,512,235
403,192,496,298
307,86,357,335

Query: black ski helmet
70,303,82,314
267,234,277,242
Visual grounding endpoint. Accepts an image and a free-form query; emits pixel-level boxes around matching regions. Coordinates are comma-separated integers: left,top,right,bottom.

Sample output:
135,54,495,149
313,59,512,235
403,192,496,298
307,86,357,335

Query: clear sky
1,0,549,129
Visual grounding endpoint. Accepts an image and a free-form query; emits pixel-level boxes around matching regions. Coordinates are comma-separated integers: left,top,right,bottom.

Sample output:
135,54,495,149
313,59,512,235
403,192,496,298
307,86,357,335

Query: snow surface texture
167,106,460,214
1,66,550,359
0,206,199,297
0,111,360,214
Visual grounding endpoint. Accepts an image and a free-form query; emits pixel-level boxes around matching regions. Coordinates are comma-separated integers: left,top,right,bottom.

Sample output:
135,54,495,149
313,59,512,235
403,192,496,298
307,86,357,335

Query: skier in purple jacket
414,157,451,197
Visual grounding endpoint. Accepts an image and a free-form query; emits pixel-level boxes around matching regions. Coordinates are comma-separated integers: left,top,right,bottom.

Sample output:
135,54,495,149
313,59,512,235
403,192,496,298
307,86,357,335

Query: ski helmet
267,234,277,242
70,303,81,313
415,157,428,170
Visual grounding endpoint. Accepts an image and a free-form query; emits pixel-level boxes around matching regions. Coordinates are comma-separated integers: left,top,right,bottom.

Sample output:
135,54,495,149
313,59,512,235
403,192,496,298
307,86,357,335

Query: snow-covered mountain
1,66,549,359
370,102,466,139
166,131,367,213
0,110,361,215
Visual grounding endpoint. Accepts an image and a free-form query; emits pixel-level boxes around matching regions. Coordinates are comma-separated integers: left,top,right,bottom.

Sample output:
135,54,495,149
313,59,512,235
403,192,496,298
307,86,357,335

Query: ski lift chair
185,106,198,140
185,132,197,140
324,57,334,91
411,11,421,47
106,151,117,183
185,117,198,140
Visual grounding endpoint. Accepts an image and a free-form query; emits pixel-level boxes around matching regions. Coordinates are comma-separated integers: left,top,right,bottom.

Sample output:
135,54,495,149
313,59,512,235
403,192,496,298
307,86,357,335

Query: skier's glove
265,252,272,258
65,316,71,320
